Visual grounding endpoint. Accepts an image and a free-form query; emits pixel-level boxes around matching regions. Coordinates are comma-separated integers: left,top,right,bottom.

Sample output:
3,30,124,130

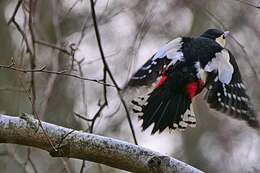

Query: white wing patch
129,37,184,86
153,37,184,64
204,49,234,84
194,62,207,83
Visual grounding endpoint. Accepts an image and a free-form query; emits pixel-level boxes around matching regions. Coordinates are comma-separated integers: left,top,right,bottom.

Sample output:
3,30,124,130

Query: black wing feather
128,55,171,86
205,50,259,128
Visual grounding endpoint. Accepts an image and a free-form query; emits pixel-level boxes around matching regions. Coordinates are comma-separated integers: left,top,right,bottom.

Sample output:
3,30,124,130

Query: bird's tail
132,86,196,134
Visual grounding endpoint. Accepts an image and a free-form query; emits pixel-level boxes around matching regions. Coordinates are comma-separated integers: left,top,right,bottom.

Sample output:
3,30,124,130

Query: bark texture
0,114,203,173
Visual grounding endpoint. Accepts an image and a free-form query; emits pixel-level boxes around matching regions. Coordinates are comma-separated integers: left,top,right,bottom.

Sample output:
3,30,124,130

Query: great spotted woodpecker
129,29,259,134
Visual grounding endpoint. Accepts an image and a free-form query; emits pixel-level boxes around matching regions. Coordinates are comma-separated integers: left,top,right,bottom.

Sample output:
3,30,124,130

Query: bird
128,28,259,134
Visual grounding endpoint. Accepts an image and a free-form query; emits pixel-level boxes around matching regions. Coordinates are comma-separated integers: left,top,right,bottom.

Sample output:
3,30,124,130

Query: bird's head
200,29,230,47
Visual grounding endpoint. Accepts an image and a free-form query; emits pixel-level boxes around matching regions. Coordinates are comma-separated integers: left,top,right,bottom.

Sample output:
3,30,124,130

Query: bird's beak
224,31,230,37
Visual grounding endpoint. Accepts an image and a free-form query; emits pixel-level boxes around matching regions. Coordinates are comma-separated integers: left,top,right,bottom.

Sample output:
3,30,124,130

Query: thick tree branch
0,114,203,173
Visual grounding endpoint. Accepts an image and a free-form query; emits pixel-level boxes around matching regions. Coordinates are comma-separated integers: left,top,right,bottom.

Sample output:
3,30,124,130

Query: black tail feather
132,87,196,134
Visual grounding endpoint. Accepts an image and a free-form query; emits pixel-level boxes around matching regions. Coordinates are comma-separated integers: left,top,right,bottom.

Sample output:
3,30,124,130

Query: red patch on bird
197,80,205,90
185,80,205,100
155,75,167,88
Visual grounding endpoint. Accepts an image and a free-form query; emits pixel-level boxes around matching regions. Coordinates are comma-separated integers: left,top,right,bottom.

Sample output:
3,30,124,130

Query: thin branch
89,0,108,105
8,0,66,155
63,0,82,18
229,35,260,82
74,112,93,122
74,102,106,132
229,0,260,9
0,114,203,173
89,0,119,90
59,158,72,173
127,0,157,82
83,49,120,65
0,63,115,87
6,146,30,173
89,103,106,133
69,44,77,72
24,148,38,173
77,60,88,119
34,40,71,56
79,160,86,173
8,8,33,56
28,0,37,114
77,59,90,173
7,0,23,25
38,51,59,119
39,0,63,120
17,78,57,152
89,0,138,145
75,0,99,49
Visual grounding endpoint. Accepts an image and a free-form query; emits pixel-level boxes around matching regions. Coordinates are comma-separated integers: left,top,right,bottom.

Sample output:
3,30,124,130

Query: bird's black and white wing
205,49,259,128
128,37,187,86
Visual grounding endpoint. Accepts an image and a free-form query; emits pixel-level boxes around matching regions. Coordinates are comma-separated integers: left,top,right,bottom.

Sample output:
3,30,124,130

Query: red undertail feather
155,75,167,88
185,80,205,100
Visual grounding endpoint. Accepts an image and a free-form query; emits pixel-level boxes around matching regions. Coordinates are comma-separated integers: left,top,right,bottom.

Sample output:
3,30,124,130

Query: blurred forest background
0,0,260,172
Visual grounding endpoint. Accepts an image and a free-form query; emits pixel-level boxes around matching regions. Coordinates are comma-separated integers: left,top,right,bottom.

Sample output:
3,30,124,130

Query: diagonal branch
0,114,203,173
89,0,138,144
229,0,260,9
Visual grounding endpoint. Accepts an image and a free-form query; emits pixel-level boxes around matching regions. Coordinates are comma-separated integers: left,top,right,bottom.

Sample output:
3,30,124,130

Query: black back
200,29,224,40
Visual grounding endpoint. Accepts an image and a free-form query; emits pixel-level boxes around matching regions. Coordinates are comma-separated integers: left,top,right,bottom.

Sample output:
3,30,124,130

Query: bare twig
28,0,37,114
38,51,59,119
7,1,74,155
127,0,157,82
63,0,82,18
8,2,33,56
77,60,88,120
39,0,63,120
74,102,106,132
7,0,23,25
17,75,57,152
69,43,77,72
74,112,93,122
77,59,90,173
79,160,86,173
0,63,115,87
89,103,106,133
59,158,72,173
6,146,30,173
75,0,98,48
24,148,38,173
229,35,260,82
89,0,119,89
83,49,120,65
89,0,138,145
34,40,71,56
229,0,260,9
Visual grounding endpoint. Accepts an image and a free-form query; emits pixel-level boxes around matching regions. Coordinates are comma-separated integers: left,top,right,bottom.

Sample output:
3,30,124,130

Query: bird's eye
222,35,226,39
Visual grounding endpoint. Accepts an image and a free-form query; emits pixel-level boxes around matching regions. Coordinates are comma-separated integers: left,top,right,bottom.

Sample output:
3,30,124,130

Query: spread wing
128,37,187,86
205,49,259,128
204,49,234,84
